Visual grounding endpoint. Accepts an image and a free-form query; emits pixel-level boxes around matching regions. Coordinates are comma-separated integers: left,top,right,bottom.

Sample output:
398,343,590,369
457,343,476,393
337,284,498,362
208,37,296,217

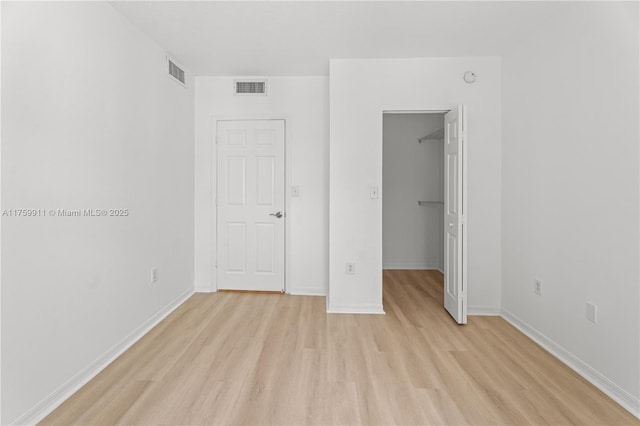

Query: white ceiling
110,1,569,76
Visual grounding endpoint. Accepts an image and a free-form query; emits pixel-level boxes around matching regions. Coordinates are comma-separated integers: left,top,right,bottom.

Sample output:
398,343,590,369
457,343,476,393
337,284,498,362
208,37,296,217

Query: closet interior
382,112,446,271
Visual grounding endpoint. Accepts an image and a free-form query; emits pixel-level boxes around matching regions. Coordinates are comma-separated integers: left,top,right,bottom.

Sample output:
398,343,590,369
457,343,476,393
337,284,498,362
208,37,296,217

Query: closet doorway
382,108,467,324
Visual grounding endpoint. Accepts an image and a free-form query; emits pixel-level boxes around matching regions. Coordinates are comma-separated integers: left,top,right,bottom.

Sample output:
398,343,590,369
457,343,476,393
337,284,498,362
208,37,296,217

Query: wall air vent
234,79,267,95
167,57,185,86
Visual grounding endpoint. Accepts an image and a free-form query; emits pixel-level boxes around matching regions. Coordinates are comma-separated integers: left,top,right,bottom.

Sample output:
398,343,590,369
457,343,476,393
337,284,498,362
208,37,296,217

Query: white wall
329,57,502,314
194,77,329,295
501,2,639,413
1,2,195,423
383,113,444,271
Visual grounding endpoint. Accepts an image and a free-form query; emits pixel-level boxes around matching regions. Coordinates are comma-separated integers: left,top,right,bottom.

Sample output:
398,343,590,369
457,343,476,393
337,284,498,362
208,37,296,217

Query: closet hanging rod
418,200,444,206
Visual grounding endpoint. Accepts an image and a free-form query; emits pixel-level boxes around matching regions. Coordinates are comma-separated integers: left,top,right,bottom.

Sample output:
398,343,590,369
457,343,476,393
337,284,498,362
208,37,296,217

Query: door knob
269,212,283,218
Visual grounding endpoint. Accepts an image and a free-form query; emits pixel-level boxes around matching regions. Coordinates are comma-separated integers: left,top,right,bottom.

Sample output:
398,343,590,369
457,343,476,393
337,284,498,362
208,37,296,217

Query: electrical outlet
345,262,355,274
151,267,158,284
586,302,598,324
534,279,542,296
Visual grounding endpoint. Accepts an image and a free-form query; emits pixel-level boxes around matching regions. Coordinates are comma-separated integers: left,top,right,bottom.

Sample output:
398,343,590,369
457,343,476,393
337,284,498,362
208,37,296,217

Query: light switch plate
370,185,379,199
586,302,598,324
291,185,300,197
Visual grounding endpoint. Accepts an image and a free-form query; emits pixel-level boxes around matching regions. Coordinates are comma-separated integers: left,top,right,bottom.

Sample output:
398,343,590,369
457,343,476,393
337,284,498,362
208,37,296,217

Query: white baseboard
289,288,327,296
13,288,195,426
383,264,444,271
196,286,326,296
501,309,640,419
468,305,501,316
327,304,385,314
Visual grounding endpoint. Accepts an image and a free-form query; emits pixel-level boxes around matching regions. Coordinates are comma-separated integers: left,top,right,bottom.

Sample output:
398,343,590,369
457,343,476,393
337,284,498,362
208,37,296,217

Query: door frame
381,107,468,321
211,115,292,293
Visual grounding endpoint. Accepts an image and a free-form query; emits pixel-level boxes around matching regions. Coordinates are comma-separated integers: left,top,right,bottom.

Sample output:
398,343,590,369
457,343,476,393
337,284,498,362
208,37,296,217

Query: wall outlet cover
534,279,542,296
345,262,355,274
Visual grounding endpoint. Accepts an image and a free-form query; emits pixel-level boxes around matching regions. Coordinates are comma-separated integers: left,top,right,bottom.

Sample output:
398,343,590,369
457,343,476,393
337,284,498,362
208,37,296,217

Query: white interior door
444,106,467,324
216,120,285,292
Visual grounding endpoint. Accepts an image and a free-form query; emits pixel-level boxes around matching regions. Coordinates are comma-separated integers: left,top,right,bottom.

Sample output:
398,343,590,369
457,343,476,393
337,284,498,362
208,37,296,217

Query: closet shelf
418,128,444,143
418,200,444,206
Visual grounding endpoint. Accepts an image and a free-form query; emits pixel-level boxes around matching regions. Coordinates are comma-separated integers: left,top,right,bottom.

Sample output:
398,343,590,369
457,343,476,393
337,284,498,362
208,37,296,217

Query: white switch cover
370,185,379,199
586,302,598,324
291,185,300,197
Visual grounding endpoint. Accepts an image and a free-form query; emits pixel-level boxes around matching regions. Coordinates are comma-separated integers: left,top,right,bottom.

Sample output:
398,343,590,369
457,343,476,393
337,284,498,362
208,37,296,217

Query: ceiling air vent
167,58,185,86
234,79,267,96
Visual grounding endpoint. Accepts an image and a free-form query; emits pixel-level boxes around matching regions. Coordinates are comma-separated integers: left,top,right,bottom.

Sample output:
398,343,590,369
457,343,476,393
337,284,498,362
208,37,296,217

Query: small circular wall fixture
463,71,477,84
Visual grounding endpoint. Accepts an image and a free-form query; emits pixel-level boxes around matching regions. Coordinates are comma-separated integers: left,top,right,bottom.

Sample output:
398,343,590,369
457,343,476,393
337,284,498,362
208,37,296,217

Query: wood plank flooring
42,270,639,425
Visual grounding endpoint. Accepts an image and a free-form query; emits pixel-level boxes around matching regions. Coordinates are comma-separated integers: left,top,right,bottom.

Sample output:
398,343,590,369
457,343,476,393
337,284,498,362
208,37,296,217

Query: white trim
289,288,327,296
211,115,292,294
0,4,3,421
383,109,449,114
12,288,195,426
195,285,216,293
383,264,444,270
468,305,501,316
327,304,385,315
461,105,468,324
501,309,640,419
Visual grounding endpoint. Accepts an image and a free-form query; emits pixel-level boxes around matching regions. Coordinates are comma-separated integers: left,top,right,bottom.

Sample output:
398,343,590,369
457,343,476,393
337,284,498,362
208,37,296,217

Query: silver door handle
270,212,283,218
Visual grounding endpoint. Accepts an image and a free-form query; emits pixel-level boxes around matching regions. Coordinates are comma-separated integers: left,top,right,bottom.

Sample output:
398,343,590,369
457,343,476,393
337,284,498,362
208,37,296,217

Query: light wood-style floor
43,270,638,425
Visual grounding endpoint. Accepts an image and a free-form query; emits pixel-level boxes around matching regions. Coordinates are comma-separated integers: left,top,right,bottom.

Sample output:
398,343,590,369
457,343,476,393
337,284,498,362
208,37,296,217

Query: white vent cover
168,58,185,85
234,79,267,95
